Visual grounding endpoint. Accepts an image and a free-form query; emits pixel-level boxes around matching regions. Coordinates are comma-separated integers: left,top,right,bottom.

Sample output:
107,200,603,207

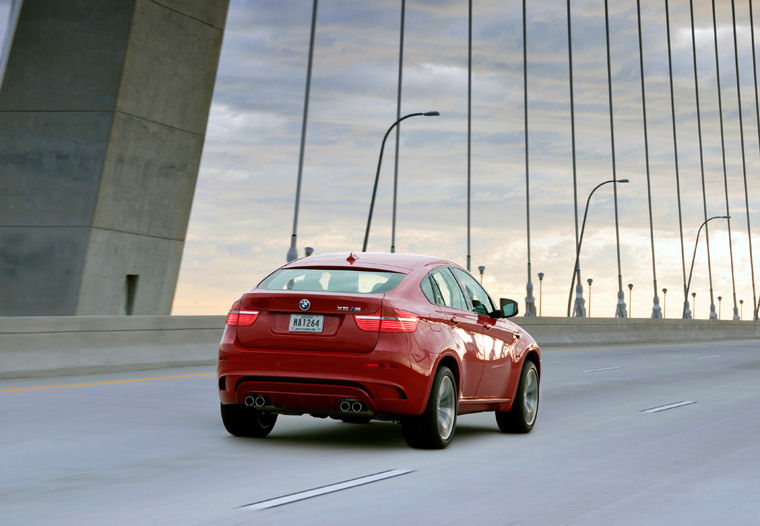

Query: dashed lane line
583,366,621,373
240,469,413,511
641,401,697,414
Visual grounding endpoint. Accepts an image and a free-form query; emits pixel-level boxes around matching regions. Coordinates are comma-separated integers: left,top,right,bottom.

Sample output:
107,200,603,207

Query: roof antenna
346,252,357,264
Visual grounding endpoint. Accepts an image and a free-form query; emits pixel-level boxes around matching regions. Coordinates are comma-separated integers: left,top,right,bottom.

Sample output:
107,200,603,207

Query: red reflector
226,310,259,326
354,308,418,333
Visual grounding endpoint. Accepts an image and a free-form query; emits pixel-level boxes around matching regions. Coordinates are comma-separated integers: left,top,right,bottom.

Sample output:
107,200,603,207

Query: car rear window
259,268,405,294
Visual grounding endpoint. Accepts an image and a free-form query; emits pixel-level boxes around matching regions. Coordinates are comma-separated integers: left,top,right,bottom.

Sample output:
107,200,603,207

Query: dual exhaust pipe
339,399,366,413
244,394,268,408
245,394,366,413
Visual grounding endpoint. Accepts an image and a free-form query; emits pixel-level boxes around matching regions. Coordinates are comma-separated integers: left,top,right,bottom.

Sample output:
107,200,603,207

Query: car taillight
226,310,259,326
354,308,419,333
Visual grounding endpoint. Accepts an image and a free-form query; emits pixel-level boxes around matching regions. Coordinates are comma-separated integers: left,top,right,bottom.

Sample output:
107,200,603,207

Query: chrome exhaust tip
244,395,255,407
339,400,351,412
254,396,267,407
351,401,364,412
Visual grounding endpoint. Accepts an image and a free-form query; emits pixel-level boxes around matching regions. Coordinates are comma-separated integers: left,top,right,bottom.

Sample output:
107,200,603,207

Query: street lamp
478,266,485,284
628,283,634,318
362,111,440,252
692,292,697,318
538,272,545,316
684,215,730,319
304,247,314,257
718,295,722,319
740,299,744,320
587,278,593,317
567,178,630,317
662,288,668,318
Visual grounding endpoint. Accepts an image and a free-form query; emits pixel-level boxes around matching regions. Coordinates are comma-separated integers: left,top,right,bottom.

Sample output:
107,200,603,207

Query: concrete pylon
651,295,662,319
524,278,536,317
0,0,229,315
614,289,627,318
572,281,586,317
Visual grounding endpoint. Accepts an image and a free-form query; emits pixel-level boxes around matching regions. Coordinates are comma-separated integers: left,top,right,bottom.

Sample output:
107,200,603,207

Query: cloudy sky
3,0,760,318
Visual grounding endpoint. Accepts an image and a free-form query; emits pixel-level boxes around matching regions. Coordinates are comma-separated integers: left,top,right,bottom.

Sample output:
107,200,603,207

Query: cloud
173,0,760,319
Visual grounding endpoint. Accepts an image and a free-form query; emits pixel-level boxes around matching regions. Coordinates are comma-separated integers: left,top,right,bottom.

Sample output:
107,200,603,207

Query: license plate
289,314,324,333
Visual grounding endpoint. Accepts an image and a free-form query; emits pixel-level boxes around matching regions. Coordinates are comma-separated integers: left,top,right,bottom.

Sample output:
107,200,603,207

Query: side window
429,268,468,310
420,275,437,304
451,267,495,315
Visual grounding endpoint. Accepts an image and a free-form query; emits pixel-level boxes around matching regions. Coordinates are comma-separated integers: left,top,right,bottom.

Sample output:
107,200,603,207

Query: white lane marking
698,355,722,360
641,401,697,414
583,366,621,373
241,469,413,510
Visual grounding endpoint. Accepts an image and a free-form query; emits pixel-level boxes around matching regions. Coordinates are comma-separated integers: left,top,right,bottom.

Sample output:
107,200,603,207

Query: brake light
354,308,419,333
226,310,259,326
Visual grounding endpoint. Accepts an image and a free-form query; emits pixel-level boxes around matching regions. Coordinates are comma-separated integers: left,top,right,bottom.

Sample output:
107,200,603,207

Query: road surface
2,339,759,525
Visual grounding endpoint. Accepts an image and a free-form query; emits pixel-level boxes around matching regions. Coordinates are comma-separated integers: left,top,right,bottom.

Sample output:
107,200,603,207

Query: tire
220,403,277,438
496,360,539,433
401,366,457,449
339,416,372,424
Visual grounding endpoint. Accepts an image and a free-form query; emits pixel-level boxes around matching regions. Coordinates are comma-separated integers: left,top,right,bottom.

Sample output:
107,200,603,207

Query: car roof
282,252,456,273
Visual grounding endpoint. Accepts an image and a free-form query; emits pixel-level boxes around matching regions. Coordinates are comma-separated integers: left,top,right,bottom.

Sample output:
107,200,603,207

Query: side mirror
500,298,519,318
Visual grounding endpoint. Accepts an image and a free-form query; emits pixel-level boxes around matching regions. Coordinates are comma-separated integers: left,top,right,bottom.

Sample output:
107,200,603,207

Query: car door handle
512,331,521,339
481,322,492,330
449,316,460,325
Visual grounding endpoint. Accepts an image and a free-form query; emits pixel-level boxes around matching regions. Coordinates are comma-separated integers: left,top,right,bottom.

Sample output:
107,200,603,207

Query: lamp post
718,295,722,319
740,299,744,320
662,288,667,318
567,178,630,317
362,111,440,252
587,278,593,317
304,247,314,257
478,266,485,284
628,283,634,318
538,272,544,316
683,215,730,319
692,292,697,318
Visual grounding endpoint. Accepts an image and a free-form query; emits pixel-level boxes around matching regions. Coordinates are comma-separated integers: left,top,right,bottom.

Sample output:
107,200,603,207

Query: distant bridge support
0,0,229,315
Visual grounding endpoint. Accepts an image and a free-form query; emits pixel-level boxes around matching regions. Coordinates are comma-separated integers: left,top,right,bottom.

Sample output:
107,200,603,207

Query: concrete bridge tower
0,0,229,315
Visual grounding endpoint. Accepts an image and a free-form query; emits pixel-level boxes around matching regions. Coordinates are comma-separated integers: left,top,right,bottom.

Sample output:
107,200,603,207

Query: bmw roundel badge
299,298,311,311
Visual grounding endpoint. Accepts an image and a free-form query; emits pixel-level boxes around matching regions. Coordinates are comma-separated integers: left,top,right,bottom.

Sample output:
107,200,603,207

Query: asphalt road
2,339,759,525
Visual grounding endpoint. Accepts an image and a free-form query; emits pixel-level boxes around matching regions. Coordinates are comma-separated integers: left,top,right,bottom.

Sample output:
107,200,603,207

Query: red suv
217,252,540,448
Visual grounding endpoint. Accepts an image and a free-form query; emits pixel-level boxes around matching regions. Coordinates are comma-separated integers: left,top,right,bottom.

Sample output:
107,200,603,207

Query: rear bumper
217,335,433,417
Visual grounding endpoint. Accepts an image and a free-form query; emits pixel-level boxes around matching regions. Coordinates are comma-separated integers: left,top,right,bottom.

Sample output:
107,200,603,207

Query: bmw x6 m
217,252,540,449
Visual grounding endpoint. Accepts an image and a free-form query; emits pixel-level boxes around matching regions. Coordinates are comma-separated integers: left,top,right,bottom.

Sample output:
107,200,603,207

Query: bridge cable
711,0,738,319
391,0,406,254
636,0,661,318
742,0,760,321
665,0,688,318
523,0,536,316
687,0,716,318
604,0,626,318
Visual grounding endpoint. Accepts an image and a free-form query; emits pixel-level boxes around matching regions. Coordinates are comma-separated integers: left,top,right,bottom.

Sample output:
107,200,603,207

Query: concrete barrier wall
517,317,760,347
1,315,759,378
0,315,224,378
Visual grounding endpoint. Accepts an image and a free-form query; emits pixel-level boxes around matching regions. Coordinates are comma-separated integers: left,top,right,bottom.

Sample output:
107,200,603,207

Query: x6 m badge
298,299,311,311
337,306,362,312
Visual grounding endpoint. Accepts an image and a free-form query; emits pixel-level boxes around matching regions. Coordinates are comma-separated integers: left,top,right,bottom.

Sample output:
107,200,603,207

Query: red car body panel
217,252,540,419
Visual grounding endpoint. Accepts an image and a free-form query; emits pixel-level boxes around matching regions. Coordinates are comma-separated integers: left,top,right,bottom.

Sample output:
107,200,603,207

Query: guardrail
1,315,758,378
